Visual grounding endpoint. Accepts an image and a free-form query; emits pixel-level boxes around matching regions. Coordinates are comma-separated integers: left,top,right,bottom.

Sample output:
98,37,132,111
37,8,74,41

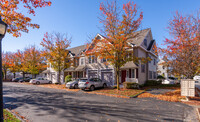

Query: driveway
3,82,198,122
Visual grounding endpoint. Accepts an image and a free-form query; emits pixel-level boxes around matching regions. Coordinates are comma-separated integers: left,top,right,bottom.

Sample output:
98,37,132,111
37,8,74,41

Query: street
3,82,198,122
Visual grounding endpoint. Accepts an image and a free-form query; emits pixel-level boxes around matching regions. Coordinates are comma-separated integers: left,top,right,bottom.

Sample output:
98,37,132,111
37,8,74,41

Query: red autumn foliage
160,11,200,78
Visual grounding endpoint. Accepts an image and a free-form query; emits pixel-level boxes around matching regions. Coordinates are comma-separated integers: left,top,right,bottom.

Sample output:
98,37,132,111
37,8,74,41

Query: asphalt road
3,82,198,122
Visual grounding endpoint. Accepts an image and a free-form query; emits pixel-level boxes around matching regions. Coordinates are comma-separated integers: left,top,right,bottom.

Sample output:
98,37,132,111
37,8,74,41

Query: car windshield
80,79,87,82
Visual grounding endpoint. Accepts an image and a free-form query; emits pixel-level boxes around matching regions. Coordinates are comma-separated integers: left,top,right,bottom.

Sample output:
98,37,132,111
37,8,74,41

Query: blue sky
2,0,200,52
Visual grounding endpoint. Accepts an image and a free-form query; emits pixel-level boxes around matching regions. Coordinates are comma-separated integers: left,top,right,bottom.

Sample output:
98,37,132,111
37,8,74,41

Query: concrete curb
196,108,200,121
130,90,146,98
5,109,25,122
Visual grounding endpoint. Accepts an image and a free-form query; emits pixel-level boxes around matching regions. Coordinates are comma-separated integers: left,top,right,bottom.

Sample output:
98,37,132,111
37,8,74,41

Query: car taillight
85,82,89,85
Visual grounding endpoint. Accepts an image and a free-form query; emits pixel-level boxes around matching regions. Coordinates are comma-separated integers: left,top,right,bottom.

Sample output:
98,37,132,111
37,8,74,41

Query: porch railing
125,78,138,83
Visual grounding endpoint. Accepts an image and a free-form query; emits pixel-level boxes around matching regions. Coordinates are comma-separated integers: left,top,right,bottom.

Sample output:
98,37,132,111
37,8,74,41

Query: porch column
135,69,136,78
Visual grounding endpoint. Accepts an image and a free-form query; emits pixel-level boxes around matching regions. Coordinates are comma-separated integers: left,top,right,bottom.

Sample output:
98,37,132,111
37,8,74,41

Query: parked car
12,77,23,82
18,77,32,82
66,79,79,89
78,78,107,91
29,77,52,85
162,79,175,84
194,75,200,81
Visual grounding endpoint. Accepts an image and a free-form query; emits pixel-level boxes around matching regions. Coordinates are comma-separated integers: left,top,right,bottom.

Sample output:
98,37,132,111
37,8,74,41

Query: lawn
3,109,21,122
90,88,145,98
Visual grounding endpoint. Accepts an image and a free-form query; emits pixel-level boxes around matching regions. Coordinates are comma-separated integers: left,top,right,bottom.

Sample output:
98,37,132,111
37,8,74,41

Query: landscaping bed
87,88,145,98
3,109,21,122
138,89,185,102
38,84,80,92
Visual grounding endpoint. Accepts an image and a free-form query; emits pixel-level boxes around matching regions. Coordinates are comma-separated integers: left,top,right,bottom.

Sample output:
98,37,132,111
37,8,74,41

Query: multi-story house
44,28,157,85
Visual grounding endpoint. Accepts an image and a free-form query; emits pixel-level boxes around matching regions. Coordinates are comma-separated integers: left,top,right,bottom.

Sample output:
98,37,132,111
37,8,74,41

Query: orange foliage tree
0,0,51,37
40,32,71,84
2,52,11,80
23,45,46,78
161,11,200,78
86,1,146,90
8,52,21,78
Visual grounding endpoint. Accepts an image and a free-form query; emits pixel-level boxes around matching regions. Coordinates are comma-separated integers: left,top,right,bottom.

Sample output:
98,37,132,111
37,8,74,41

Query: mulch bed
138,89,185,102
87,88,145,98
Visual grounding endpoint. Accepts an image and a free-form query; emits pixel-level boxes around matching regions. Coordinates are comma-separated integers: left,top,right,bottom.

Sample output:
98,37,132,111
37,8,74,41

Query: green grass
3,109,21,122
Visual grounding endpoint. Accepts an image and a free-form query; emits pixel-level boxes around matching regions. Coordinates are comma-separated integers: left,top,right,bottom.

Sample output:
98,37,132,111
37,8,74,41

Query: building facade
44,28,157,85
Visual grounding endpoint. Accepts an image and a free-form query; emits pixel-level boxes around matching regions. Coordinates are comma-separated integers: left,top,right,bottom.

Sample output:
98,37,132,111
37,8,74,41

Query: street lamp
0,17,7,122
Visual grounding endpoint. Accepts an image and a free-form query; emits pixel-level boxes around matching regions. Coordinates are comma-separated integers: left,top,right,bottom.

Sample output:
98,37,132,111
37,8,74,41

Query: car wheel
103,83,107,88
74,84,78,89
49,81,52,84
36,81,40,85
90,85,95,91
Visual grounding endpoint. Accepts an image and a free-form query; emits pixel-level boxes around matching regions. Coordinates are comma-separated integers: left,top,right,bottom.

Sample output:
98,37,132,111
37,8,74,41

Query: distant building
157,58,168,78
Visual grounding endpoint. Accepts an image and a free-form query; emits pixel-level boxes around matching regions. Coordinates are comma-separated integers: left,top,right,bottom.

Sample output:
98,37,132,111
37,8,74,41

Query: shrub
157,75,165,79
112,85,117,89
123,82,139,89
65,75,72,84
144,80,162,86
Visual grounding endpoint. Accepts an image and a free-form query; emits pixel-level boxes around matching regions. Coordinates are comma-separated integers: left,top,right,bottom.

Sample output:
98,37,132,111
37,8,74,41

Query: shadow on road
3,83,195,122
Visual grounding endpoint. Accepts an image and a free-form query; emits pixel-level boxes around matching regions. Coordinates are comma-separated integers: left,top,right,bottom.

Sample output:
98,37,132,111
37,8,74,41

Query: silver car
78,78,107,91
66,79,79,89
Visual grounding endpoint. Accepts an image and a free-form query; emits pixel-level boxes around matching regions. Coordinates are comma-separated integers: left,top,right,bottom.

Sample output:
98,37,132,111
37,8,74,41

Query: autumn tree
86,1,146,90
8,52,21,78
0,0,51,37
2,52,11,80
161,11,200,78
23,45,46,78
41,32,71,84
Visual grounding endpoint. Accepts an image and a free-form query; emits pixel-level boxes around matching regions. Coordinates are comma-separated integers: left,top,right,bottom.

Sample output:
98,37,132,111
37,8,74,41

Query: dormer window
144,39,147,46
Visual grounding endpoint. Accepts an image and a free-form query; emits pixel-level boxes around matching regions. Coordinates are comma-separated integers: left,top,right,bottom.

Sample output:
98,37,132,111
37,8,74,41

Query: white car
162,79,175,84
194,76,200,81
29,77,52,85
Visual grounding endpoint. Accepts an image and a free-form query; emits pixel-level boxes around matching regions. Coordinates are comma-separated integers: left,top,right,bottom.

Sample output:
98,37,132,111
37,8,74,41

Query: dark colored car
12,77,23,82
19,77,32,82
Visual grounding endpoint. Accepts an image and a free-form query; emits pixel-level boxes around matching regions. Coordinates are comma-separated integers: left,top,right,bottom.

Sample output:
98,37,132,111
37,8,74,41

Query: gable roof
68,44,87,56
129,28,151,46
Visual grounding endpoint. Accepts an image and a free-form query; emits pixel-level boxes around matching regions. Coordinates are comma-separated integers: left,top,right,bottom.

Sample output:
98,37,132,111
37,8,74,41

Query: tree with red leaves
161,11,200,78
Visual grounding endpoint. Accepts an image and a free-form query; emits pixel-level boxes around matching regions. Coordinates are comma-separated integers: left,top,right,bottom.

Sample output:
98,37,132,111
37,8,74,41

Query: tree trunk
13,72,16,78
4,70,7,80
58,70,61,84
23,72,25,80
116,70,120,90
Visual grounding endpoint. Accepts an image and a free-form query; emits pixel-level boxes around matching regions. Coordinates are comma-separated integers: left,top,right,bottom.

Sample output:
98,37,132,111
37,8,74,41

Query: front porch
64,66,86,79
119,61,139,84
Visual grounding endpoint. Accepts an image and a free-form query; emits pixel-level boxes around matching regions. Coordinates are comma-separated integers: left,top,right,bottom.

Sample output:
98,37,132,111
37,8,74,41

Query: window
126,70,129,78
153,59,156,65
149,71,152,79
89,55,96,64
153,72,156,79
141,64,145,73
80,58,84,65
101,58,107,63
149,56,151,63
131,69,135,78
144,39,147,46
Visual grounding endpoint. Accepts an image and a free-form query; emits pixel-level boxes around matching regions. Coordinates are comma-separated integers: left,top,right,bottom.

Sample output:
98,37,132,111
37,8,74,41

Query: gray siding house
44,28,157,85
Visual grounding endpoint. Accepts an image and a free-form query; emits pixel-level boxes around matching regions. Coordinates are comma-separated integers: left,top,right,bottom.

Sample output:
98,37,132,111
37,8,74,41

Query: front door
121,70,126,83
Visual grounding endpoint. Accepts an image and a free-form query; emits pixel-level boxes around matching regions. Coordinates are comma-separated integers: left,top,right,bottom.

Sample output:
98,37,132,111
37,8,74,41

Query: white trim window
131,69,135,78
89,55,96,64
141,64,145,73
80,58,85,65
